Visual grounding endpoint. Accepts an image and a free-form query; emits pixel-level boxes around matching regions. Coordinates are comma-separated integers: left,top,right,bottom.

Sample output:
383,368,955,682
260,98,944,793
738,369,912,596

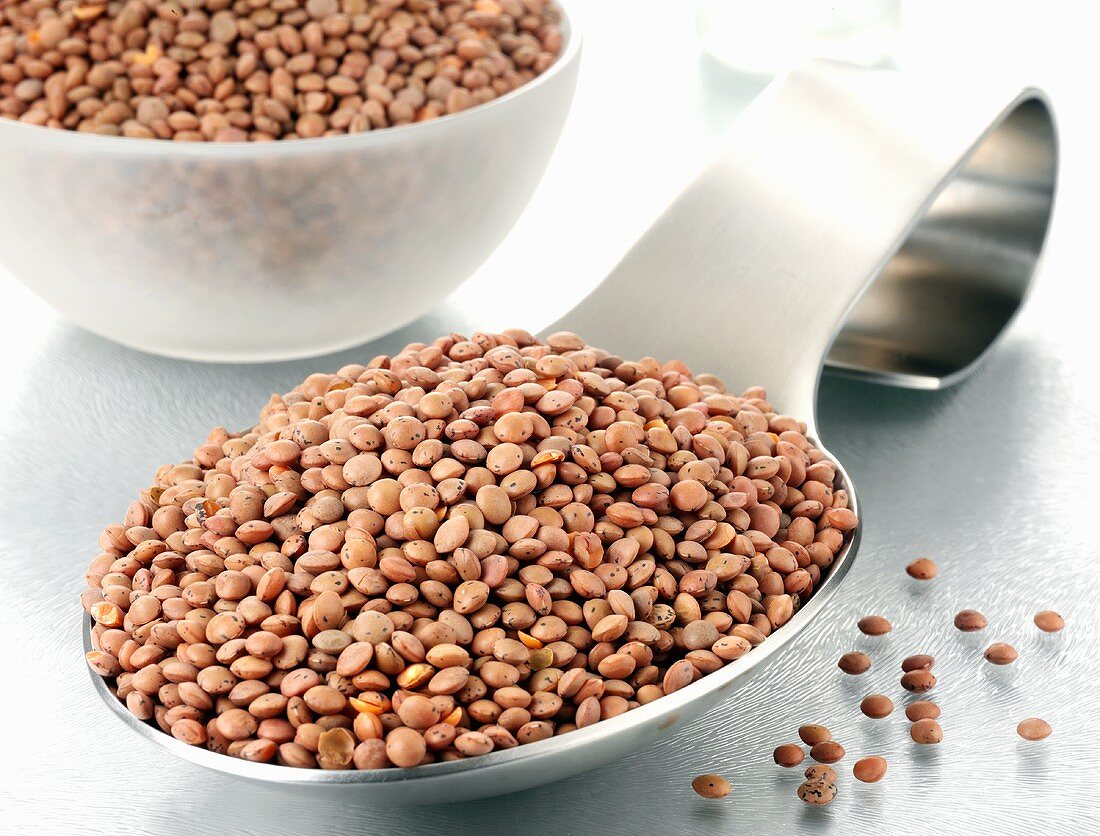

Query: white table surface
2,2,1098,833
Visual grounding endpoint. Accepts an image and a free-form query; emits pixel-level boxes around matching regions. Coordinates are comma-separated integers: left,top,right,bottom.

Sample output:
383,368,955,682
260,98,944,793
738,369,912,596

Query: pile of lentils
82,329,858,770
0,0,563,141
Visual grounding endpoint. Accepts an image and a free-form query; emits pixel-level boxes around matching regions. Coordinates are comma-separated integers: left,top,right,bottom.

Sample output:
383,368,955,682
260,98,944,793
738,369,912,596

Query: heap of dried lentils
82,329,858,770
0,0,562,141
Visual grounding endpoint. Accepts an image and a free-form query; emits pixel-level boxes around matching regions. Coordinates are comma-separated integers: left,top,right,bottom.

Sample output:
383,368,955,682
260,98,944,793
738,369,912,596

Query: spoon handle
546,60,1057,429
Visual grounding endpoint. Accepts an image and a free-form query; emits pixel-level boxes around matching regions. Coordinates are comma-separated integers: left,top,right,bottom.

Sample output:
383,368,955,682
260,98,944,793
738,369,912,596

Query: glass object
697,0,900,75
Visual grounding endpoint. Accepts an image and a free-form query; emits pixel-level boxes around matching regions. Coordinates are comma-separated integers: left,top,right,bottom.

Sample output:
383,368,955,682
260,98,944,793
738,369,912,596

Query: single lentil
900,669,937,693
984,643,1018,665
798,724,832,746
904,701,940,722
910,718,943,744
1016,718,1051,741
810,740,845,764
856,615,891,636
901,654,935,672
853,755,887,783
691,773,732,799
797,779,837,805
859,694,893,719
905,558,938,580
1033,611,1064,633
773,743,805,767
953,610,988,632
838,651,871,675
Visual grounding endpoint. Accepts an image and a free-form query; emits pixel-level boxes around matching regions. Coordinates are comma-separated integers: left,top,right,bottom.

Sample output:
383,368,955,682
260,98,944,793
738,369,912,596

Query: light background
1,1,1098,833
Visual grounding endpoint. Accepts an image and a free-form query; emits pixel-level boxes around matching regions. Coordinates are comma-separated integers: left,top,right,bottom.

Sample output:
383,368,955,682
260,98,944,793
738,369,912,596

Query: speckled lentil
910,718,942,744
797,778,837,805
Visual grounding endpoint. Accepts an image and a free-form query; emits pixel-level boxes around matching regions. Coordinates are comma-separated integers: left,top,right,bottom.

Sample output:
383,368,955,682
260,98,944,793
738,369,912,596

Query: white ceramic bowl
0,6,580,362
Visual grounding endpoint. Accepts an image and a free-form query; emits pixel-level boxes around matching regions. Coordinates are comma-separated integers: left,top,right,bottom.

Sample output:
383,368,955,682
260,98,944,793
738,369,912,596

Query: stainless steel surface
4,3,1097,831
73,60,1055,803
554,62,1056,418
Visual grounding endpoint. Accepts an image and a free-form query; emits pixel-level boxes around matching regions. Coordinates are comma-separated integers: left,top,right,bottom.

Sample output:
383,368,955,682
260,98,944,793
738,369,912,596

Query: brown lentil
837,652,871,675
905,701,940,722
773,743,805,767
859,694,893,719
1,1,564,141
810,740,845,764
953,609,988,632
905,558,938,580
853,755,887,783
983,643,1018,665
901,654,935,672
856,615,892,636
81,330,858,771
1033,611,1064,633
798,724,831,746
1016,718,1051,741
910,718,943,744
901,669,937,693
691,773,732,799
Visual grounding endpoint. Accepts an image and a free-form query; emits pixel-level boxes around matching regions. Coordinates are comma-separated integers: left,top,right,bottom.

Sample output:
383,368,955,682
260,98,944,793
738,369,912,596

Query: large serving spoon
84,60,1057,802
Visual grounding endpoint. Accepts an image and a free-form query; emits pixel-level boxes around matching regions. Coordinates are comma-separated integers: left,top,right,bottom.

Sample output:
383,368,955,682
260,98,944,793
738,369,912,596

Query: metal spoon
84,60,1057,802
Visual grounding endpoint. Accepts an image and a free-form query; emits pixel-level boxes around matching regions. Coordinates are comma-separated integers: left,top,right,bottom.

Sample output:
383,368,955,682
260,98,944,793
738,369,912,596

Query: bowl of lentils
0,0,579,360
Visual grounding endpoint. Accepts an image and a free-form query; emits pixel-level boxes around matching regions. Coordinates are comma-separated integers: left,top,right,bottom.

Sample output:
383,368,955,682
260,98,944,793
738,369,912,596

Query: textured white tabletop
2,2,1098,834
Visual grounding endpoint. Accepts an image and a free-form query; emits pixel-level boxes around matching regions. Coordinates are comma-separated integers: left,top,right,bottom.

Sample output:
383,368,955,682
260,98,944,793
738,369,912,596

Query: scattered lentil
691,773,732,799
81,329,858,770
859,694,893,719
910,718,942,744
984,643,1018,666
773,743,805,768
954,610,988,632
900,669,937,693
1016,718,1051,741
798,724,832,746
810,741,845,764
901,654,935,672
853,756,887,783
905,558,938,580
856,615,892,636
904,701,940,722
797,778,837,805
838,651,871,675
1033,611,1064,633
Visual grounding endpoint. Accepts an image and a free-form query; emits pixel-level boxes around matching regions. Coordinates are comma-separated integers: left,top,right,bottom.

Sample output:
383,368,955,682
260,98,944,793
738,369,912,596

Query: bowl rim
82,440,860,788
0,0,582,159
